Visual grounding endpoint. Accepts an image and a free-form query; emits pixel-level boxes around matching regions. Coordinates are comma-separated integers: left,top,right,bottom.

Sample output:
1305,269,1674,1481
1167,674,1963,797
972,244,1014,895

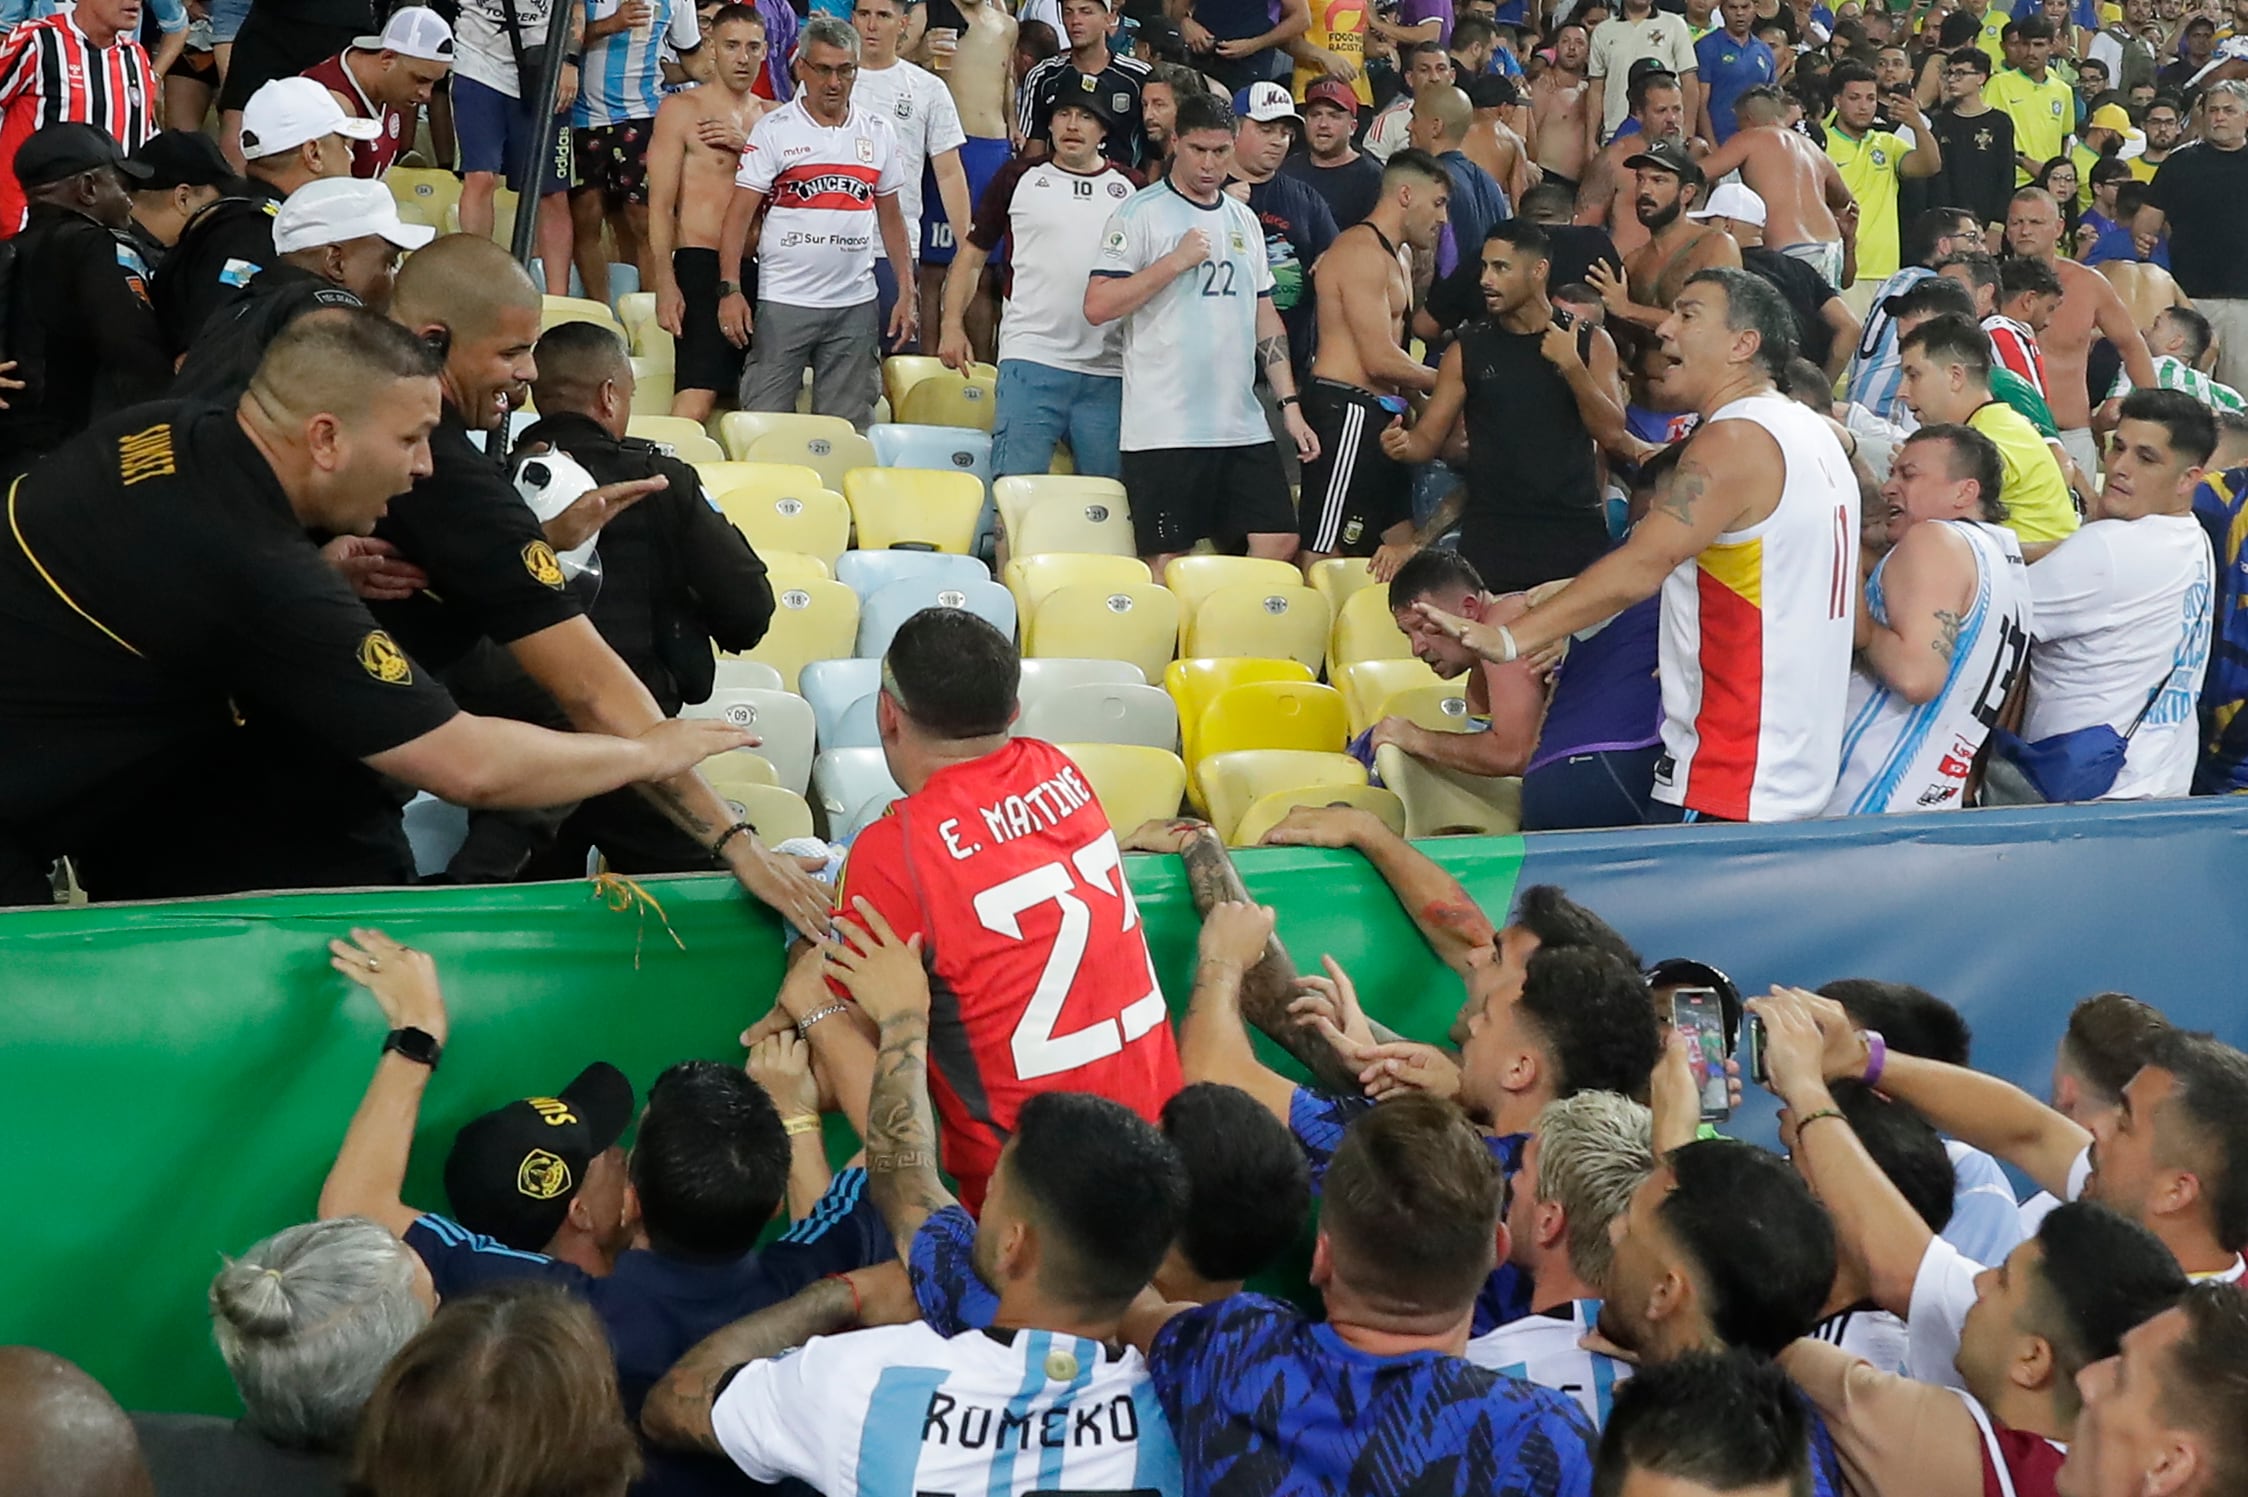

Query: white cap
239,77,384,160
354,5,455,60
1234,81,1301,124
274,176,436,254
1687,180,1766,227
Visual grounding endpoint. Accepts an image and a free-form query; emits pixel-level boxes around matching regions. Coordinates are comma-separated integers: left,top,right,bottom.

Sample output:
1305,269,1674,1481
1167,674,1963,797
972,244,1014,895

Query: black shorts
219,12,359,112
1121,442,1297,555
672,246,749,394
1296,378,1410,555
166,44,217,84
573,120,654,207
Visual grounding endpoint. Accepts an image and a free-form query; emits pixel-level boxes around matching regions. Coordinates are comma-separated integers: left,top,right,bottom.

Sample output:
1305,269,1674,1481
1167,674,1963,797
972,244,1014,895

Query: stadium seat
706,779,815,844
1230,783,1408,849
1374,744,1523,837
627,358,673,414
824,691,881,749
402,792,468,877
799,658,881,743
716,411,856,462
710,482,851,568
854,575,1018,658
1162,555,1303,619
836,549,988,598
1194,681,1347,761
746,427,879,491
881,354,952,416
993,474,1126,551
1001,554,1150,620
540,295,626,342
1184,582,1332,672
615,290,657,333
1163,657,1315,765
1196,750,1368,846
630,326,675,369
844,468,985,554
1334,658,1442,736
680,686,816,795
1056,743,1188,832
897,367,998,430
1015,681,1178,751
1331,583,1417,671
1381,682,1475,735
1013,490,1138,559
761,550,831,586
1025,583,1181,687
869,423,993,492
1018,657,1146,693
733,577,857,691
711,658,785,693
812,748,903,841
389,167,462,229
698,460,824,503
1308,556,1386,616
626,416,723,461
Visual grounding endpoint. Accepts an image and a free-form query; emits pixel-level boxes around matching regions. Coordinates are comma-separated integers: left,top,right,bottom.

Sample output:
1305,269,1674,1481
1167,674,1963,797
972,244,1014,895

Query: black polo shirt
367,403,588,672
0,402,459,847
150,181,285,354
172,264,364,405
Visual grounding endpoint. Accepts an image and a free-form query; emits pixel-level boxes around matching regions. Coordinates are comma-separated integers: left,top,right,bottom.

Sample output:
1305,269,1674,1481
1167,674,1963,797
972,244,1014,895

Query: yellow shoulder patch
358,629,412,685
523,540,565,589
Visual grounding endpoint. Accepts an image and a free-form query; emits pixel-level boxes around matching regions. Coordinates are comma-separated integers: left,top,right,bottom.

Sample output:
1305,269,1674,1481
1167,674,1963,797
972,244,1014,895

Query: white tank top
1653,391,1859,822
1827,520,2034,815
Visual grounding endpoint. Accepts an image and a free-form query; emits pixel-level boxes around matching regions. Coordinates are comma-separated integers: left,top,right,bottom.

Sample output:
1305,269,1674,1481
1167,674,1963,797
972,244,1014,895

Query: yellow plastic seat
1196,750,1369,846
1308,556,1387,615
627,358,673,415
716,411,857,462
897,367,998,430
540,295,626,342
696,460,824,503
1195,681,1347,760
843,468,985,554
1374,744,1523,837
627,414,721,454
615,291,658,336
630,324,675,368
1163,657,1314,765
760,549,832,585
388,166,462,230
711,482,851,568
445,185,518,242
1162,555,1303,621
713,782,815,843
882,354,953,416
1026,584,1181,686
698,749,779,794
1055,742,1189,832
1334,658,1443,737
1014,490,1138,559
732,577,858,691
1231,783,1407,849
1331,583,1416,672
747,427,879,492
1002,554,1150,620
1380,682,1475,735
1184,582,1332,672
993,475,1126,550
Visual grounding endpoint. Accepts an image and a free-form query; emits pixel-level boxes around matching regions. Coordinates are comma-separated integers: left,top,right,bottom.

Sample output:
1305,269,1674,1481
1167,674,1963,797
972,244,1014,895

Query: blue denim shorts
990,359,1122,480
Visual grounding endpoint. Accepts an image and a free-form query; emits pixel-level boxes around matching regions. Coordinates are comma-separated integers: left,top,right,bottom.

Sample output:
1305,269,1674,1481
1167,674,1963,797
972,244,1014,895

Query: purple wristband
1861,1029,1888,1088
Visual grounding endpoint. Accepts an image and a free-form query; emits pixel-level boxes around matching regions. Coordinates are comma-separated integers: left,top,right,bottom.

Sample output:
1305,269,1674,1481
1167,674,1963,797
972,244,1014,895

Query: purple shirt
1398,0,1454,48
1524,593,1662,774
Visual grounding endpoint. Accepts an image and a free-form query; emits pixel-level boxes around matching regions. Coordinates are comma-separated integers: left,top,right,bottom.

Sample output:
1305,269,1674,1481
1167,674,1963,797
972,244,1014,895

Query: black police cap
16,123,151,190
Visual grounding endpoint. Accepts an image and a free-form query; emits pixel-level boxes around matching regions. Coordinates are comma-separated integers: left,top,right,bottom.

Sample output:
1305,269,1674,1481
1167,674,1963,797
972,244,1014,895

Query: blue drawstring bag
1987,680,2166,804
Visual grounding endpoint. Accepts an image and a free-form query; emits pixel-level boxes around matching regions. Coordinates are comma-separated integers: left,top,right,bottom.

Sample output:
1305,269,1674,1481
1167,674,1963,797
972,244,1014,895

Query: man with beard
1572,67,1685,258
1280,77,1385,227
1587,139,1740,343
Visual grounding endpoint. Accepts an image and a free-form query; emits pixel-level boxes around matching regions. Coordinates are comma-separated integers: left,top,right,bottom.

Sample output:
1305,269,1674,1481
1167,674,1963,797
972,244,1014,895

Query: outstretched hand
330,927,448,1043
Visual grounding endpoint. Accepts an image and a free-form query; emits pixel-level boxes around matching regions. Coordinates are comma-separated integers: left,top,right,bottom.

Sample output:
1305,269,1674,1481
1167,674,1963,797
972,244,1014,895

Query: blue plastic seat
854,575,1018,658
834,549,990,599
799,658,881,746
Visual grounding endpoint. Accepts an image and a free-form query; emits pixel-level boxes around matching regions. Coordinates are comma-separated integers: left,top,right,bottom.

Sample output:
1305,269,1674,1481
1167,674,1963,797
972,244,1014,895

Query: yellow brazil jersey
1971,3,2010,64
1983,67,2075,183
2127,152,2159,184
1969,400,2080,545
1828,125,1912,280
1293,0,1374,105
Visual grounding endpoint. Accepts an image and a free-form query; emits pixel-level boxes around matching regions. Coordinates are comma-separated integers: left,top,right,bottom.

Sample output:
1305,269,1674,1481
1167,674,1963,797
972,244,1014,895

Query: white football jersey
1462,1299,1632,1428
712,1321,1183,1497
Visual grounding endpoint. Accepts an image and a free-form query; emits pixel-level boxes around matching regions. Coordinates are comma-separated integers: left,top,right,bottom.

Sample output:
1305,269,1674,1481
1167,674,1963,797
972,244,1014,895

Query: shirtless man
1574,68,1689,258
1532,22,1593,190
1691,84,1852,270
2003,184,2156,473
1591,140,1740,345
2100,258,2193,342
917,0,1017,359
1463,73,1540,205
649,3,772,421
1297,149,1452,568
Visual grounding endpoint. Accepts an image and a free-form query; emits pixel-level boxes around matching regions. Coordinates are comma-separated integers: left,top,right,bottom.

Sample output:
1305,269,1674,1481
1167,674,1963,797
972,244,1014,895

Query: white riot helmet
511,449,603,593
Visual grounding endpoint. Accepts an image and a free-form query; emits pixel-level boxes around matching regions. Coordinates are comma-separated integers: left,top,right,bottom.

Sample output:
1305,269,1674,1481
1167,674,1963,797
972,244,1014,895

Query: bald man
1409,83,1512,274
375,236,830,931
0,1348,152,1497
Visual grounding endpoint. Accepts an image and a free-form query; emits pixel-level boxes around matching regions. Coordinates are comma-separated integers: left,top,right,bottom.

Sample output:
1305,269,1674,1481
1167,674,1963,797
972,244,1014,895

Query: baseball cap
1303,78,1359,115
442,1062,636,1251
1137,13,1186,57
274,176,436,254
1646,957,1743,1045
239,77,384,161
128,129,234,191
1624,138,1703,187
1688,180,1766,226
15,122,151,189
1463,71,1520,110
355,5,455,60
1048,70,1120,131
2088,102,2132,133
1232,80,1302,124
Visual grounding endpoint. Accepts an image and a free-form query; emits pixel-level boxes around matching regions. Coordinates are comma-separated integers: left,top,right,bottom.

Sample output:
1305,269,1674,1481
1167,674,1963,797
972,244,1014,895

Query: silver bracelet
794,1001,850,1037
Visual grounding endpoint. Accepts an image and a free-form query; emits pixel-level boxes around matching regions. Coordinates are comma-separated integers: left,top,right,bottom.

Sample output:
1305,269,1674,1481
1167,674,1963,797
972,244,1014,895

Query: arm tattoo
635,780,721,842
1178,831,1366,1094
866,1010,954,1250
1256,333,1290,375
1656,465,1710,528
1933,608,1963,662
644,1275,858,1454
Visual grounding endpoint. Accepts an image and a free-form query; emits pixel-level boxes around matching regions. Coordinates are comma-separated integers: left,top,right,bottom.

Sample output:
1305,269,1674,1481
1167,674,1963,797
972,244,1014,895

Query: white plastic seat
835,549,990,599
799,658,882,743
1013,681,1179,751
709,658,785,693
854,575,1018,658
679,687,816,795
1017,657,1147,692
812,748,904,841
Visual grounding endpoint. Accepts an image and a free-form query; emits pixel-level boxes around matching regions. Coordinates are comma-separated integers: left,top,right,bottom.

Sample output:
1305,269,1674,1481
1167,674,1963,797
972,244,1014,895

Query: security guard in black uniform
0,309,751,905
0,125,174,481
152,76,371,354
374,233,831,935
462,317,776,877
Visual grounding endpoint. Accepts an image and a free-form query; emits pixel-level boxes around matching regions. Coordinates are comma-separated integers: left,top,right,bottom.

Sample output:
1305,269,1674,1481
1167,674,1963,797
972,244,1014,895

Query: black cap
1137,13,1186,57
442,1062,636,1251
1464,71,1520,110
1049,70,1120,131
1646,957,1743,1046
1624,138,1703,187
129,129,235,191
15,123,151,189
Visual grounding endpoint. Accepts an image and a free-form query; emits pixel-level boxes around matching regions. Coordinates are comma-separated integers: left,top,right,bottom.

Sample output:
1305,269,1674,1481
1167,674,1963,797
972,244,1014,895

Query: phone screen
1670,987,1732,1122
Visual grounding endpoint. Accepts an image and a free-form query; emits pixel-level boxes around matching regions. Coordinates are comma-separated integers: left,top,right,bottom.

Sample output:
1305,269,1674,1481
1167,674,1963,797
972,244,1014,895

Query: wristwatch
383,1026,444,1071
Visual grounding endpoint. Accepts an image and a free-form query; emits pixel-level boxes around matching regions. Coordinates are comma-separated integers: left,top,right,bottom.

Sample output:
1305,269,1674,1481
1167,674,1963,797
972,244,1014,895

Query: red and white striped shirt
0,12,156,235
734,96,903,309
1982,314,2048,399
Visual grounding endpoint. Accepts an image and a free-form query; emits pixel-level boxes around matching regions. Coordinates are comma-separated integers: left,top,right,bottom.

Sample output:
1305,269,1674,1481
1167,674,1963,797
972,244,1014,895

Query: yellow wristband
782,1114,821,1137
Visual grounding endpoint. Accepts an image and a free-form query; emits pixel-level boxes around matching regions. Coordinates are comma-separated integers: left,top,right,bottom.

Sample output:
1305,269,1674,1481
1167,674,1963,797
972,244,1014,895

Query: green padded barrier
2,839,1525,1415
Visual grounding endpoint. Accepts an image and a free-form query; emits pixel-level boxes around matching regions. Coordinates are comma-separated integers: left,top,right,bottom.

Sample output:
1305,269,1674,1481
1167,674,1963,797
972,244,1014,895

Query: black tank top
1454,316,1608,593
